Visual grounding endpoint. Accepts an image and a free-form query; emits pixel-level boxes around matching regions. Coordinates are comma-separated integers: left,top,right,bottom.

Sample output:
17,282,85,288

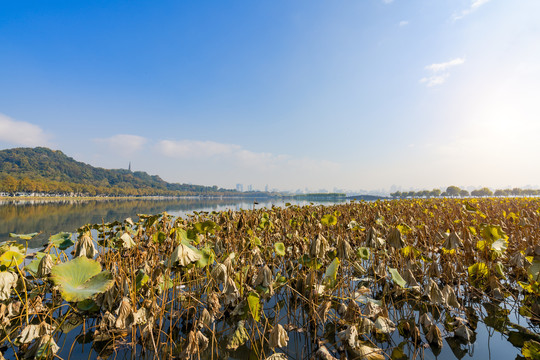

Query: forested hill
0,147,237,196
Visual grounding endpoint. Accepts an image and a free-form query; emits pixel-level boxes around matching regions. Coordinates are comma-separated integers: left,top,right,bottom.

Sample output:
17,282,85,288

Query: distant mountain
0,147,237,196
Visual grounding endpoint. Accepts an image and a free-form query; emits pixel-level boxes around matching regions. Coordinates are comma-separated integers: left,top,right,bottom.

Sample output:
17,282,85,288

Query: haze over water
0,197,344,247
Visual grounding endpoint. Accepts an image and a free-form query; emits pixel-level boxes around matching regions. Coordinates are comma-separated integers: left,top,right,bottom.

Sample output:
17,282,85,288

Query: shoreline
0,195,271,202
0,193,351,202
0,195,210,201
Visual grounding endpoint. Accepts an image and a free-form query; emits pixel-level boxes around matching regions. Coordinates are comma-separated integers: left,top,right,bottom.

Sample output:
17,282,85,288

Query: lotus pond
0,198,539,360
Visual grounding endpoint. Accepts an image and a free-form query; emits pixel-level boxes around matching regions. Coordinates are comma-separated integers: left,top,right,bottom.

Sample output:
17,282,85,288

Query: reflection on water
0,197,529,360
0,197,344,248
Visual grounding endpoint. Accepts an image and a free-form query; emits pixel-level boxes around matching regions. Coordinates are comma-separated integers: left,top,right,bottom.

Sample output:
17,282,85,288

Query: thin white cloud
157,139,284,172
453,0,492,20
420,58,465,87
420,74,450,87
155,139,341,179
0,113,51,147
382,0,394,4
425,58,465,73
94,134,148,157
399,21,409,27
157,139,240,158
471,0,491,9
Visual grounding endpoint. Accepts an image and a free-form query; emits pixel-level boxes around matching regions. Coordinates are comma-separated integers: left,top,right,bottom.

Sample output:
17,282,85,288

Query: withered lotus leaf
37,254,54,278
0,271,18,301
226,321,249,351
387,228,405,249
168,243,202,267
269,324,289,348
426,324,443,348
74,233,98,258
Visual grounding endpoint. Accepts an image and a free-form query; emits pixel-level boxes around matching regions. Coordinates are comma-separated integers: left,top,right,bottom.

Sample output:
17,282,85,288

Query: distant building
265,184,269,192
248,185,253,192
236,183,243,192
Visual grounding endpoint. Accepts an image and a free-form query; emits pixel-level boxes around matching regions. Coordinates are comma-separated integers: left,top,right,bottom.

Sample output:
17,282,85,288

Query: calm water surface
0,197,342,248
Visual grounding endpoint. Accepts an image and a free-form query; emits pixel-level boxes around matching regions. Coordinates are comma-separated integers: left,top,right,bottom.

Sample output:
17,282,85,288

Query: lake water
0,197,344,249
0,197,529,360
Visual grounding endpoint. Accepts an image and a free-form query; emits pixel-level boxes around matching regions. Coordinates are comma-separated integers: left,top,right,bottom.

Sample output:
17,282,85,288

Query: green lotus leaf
51,257,114,302
139,213,159,228
494,262,506,278
357,247,370,260
476,240,488,252
321,214,337,226
152,231,167,244
522,340,540,360
250,236,262,248
176,228,197,244
396,223,412,235
193,220,220,234
391,342,408,360
157,274,173,294
468,262,489,286
49,232,74,250
274,242,286,256
480,224,508,243
135,269,149,291
323,257,340,287
442,248,456,255
389,267,407,288
528,258,540,282
195,245,215,268
464,202,478,212
247,292,261,322
401,246,420,258
77,299,99,312
9,232,39,240
0,243,26,268
299,254,322,270
506,212,519,222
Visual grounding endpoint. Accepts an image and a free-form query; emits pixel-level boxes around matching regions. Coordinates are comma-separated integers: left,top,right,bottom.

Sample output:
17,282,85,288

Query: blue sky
1,0,539,193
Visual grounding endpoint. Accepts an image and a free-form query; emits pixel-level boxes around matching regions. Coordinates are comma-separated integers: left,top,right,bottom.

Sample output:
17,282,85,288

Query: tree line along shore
391,185,540,198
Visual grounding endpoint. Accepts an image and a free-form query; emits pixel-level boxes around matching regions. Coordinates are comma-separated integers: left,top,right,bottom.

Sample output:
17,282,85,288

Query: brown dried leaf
349,343,385,360
269,324,289,348
426,324,443,348
37,254,54,278
74,233,98,258
115,297,131,329
337,236,353,260
315,345,339,360
387,227,405,249
337,325,360,348
443,231,463,250
0,271,17,301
